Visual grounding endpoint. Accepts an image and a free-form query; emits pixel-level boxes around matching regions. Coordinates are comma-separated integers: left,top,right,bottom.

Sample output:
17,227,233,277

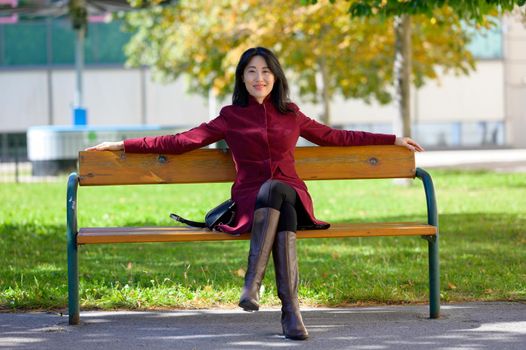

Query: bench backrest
78,145,415,186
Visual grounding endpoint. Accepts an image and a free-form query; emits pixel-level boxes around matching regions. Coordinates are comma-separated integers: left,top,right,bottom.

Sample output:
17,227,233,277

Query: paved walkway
1,302,525,349
416,148,526,171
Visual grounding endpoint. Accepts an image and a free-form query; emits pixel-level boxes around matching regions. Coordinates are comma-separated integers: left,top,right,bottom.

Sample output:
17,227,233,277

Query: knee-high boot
239,207,280,311
272,231,308,340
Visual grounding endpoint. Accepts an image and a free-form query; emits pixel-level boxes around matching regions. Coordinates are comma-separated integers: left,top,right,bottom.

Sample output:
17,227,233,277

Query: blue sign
74,108,87,125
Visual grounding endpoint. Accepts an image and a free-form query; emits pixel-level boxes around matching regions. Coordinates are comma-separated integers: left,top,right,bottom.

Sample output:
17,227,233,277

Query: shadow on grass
1,212,524,309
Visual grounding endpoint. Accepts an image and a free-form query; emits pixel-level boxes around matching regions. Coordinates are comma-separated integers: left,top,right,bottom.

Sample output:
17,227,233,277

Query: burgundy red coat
124,96,396,235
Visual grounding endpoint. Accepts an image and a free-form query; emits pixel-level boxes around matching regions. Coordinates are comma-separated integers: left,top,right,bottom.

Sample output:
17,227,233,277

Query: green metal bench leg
67,173,80,325
428,236,440,318
416,168,440,319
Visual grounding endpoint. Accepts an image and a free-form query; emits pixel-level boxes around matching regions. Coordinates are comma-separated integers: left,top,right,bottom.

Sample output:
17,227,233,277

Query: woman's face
243,55,275,104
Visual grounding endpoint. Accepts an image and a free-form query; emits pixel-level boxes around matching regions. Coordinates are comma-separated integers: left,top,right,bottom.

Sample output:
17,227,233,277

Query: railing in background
0,120,509,183
0,132,26,183
0,133,61,183
1,126,186,183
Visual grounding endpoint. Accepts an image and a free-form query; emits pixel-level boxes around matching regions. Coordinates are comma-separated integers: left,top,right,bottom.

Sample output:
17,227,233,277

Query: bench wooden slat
78,145,415,186
77,222,436,245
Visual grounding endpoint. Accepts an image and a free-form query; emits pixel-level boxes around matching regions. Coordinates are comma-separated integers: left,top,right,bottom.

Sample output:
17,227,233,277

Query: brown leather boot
272,230,309,340
239,207,280,311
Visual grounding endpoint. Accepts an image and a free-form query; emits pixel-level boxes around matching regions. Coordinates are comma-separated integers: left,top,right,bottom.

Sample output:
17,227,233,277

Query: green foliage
68,0,88,30
305,0,525,22
0,170,525,310
122,0,477,107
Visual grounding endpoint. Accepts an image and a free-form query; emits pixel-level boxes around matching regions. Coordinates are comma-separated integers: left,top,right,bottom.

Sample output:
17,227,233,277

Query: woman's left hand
395,137,425,152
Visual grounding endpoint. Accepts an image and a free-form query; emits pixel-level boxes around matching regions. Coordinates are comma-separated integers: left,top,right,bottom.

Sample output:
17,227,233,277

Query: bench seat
78,223,437,244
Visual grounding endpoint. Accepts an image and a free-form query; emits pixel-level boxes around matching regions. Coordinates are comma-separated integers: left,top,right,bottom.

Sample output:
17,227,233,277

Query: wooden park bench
66,145,439,325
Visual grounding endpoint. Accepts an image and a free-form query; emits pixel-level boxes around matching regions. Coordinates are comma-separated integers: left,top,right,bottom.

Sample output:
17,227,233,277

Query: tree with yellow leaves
123,0,477,125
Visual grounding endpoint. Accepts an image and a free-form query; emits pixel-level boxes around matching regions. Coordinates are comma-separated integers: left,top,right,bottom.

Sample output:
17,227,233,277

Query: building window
0,18,132,67
465,20,503,60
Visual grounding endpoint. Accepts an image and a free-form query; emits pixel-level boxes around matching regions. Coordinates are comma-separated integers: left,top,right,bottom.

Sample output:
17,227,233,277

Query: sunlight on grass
1,170,525,310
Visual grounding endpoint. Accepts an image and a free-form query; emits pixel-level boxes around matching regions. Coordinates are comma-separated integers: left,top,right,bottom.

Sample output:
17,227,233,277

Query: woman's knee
255,180,296,209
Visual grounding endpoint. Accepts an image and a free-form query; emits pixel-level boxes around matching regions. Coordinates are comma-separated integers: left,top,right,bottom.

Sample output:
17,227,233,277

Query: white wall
294,61,504,124
0,71,50,131
504,12,526,148
50,69,143,125
144,71,209,126
414,61,504,122
0,61,509,134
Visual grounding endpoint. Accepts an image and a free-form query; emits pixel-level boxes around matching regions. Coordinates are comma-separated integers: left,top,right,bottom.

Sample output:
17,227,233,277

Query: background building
1,14,525,164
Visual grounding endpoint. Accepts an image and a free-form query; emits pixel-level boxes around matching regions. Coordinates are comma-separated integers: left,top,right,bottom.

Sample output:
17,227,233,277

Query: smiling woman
84,46,423,341
242,56,275,104
232,47,292,113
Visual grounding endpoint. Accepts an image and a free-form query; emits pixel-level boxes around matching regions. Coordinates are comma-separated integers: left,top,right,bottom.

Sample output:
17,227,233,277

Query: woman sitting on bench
86,47,423,341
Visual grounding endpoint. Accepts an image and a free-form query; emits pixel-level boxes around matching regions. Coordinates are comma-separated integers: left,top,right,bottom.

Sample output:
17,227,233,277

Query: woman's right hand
85,141,124,151
395,137,424,152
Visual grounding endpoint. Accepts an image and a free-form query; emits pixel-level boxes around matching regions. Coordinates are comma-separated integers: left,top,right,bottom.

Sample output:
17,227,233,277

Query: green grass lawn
1,170,525,311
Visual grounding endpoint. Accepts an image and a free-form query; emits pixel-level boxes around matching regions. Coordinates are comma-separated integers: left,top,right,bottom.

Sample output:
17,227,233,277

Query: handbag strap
169,213,207,228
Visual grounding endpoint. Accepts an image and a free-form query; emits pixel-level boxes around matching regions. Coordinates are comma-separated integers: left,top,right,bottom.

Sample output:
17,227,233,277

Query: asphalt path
1,302,525,349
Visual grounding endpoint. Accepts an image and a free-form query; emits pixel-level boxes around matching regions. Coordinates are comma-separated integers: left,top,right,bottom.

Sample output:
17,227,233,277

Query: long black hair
232,47,293,113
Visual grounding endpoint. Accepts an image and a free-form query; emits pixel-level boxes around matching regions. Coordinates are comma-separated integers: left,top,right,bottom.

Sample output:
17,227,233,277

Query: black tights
255,180,298,232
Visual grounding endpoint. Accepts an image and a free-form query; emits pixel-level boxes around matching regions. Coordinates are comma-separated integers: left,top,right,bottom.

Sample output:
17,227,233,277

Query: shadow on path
1,302,525,350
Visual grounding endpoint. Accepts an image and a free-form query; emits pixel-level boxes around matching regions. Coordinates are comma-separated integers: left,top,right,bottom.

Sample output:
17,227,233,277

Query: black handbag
170,199,236,230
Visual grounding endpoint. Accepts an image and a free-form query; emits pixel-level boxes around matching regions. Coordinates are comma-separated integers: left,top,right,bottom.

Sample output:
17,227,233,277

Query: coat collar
248,94,272,107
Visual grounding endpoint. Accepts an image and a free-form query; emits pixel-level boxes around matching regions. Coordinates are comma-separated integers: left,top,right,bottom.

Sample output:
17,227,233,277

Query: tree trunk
318,57,331,125
394,14,412,137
